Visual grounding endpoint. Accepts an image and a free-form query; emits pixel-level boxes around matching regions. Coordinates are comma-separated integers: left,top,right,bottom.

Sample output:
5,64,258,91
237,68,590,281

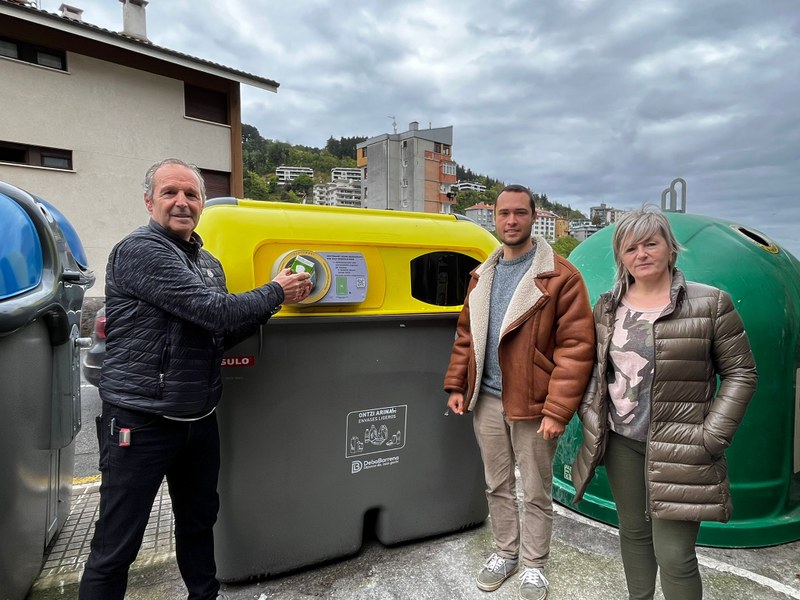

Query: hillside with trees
239,124,587,225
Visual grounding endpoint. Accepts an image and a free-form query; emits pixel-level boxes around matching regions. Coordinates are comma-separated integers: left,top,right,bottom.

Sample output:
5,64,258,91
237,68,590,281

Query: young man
79,159,312,600
444,184,595,600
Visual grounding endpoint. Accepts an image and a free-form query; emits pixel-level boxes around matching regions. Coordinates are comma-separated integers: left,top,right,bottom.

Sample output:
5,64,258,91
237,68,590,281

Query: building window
199,169,231,198
0,141,72,170
184,84,229,125
443,145,451,156
360,148,367,158
0,36,66,71
0,40,18,59
434,142,442,153
442,162,456,176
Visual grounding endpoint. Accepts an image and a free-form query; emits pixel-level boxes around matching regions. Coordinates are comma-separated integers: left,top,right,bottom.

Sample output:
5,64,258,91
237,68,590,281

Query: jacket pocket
533,348,555,375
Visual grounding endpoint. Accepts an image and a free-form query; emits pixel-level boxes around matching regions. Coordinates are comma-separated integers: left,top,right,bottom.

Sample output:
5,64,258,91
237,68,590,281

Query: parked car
82,306,106,386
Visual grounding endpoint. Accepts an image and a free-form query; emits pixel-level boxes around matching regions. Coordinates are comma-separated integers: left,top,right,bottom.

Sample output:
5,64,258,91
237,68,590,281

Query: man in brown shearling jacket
444,184,594,600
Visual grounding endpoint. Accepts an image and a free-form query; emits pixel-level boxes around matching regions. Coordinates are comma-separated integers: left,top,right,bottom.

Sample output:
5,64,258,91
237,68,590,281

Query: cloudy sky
43,0,799,256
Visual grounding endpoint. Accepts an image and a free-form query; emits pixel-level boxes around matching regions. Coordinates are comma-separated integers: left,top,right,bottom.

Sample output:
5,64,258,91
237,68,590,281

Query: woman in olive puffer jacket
571,206,757,600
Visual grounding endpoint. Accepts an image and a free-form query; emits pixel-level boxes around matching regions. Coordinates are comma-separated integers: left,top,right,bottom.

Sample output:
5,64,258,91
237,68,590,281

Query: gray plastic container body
214,314,486,581
0,181,93,600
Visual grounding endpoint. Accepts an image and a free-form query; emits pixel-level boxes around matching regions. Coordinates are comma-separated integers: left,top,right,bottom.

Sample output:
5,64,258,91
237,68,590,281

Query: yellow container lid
196,199,499,316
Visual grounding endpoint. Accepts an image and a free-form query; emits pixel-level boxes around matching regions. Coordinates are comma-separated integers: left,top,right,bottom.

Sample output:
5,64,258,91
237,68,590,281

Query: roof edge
0,1,279,92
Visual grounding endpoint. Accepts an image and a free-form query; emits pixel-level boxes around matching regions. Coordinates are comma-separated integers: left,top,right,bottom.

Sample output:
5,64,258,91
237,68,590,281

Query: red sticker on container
221,356,255,367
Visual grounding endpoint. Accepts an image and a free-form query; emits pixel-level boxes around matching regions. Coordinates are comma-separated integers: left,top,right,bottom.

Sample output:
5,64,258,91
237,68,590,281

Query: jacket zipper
644,301,671,523
158,340,171,397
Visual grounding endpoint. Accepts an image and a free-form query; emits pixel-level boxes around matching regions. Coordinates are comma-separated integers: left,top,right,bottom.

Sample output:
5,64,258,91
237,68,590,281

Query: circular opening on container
730,225,779,254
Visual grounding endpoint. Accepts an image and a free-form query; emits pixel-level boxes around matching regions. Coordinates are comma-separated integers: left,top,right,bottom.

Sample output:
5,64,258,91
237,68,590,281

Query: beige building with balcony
0,0,278,297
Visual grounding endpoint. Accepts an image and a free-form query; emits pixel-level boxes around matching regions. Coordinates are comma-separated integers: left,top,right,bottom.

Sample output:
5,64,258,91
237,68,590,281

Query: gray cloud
44,0,800,256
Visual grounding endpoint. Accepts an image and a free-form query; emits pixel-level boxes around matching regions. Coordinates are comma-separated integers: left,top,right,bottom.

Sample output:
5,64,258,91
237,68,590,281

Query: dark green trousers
605,432,702,600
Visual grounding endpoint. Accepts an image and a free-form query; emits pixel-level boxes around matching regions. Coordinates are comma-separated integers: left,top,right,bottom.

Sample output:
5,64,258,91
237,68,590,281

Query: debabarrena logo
351,461,363,474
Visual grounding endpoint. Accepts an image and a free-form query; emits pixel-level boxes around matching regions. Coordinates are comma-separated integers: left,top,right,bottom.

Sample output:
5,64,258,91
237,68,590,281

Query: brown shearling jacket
443,238,595,423
571,270,758,522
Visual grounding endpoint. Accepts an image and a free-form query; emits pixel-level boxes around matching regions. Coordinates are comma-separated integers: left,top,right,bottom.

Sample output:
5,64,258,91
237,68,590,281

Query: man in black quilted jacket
78,158,312,600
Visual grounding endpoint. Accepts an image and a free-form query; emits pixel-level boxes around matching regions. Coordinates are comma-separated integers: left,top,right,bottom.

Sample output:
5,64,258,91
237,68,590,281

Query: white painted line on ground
696,554,800,599
554,504,800,599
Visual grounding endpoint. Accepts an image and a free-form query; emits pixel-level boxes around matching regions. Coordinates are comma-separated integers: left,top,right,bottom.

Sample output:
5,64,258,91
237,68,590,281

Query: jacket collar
602,268,687,315
475,236,555,278
147,219,204,255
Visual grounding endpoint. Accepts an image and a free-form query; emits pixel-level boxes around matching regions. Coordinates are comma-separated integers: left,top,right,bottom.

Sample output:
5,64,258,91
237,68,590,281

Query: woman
571,206,757,600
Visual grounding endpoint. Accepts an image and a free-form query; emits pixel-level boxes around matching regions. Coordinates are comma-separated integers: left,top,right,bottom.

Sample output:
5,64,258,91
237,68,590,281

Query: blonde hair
611,204,680,302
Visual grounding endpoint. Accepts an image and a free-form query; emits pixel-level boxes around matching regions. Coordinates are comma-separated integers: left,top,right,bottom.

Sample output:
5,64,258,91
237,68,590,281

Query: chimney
119,0,149,42
409,121,419,131
59,4,84,22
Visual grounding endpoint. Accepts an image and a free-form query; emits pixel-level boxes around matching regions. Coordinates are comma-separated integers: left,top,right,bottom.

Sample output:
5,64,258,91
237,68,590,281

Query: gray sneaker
518,566,549,600
476,552,519,591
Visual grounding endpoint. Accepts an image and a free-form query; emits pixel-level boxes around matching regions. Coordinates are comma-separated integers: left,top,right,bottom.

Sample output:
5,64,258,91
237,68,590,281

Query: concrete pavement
31,380,800,599
28,479,800,600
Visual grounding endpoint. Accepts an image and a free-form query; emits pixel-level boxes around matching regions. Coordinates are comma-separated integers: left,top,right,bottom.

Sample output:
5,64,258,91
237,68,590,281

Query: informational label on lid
318,252,368,304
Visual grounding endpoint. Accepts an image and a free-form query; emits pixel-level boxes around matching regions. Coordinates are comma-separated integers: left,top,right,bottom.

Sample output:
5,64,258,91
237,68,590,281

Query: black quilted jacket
99,220,284,417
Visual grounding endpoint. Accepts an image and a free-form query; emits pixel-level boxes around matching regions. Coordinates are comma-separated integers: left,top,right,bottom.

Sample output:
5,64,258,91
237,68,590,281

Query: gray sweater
480,245,536,395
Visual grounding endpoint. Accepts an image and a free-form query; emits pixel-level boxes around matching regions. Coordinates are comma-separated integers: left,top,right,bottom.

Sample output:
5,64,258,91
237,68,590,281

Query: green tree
243,170,271,200
290,174,314,200
552,236,580,258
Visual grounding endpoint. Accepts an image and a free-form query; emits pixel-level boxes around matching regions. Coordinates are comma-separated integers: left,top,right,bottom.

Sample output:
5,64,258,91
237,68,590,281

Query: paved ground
25,379,800,599
27,478,800,600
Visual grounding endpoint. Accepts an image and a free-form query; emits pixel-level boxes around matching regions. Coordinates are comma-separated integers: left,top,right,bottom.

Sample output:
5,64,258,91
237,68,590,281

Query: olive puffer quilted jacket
572,270,757,522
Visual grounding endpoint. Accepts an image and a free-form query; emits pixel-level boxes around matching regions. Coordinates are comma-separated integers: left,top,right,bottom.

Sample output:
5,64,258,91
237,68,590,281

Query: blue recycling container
0,181,94,600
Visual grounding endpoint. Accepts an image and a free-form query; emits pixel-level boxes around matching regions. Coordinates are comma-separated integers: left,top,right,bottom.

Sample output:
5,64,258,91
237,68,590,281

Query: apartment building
555,216,570,239
569,223,602,241
0,0,278,296
331,167,362,181
313,180,362,208
357,121,457,214
533,209,558,242
276,165,314,184
464,203,495,232
455,180,486,193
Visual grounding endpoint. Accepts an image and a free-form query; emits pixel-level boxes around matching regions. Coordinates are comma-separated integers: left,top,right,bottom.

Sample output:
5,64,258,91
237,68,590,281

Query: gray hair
143,158,207,202
611,204,681,302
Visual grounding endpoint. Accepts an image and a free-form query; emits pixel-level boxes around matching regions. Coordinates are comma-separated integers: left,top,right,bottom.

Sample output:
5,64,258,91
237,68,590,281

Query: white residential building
464,203,495,232
331,167,362,182
313,180,362,208
455,180,487,192
533,209,558,242
276,165,314,184
569,223,601,241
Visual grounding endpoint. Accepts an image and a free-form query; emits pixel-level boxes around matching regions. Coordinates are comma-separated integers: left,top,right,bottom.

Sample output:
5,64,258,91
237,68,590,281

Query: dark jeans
79,402,221,600
605,431,702,600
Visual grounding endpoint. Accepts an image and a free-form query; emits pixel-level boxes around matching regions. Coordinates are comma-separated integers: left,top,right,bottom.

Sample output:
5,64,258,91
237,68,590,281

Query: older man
79,159,312,600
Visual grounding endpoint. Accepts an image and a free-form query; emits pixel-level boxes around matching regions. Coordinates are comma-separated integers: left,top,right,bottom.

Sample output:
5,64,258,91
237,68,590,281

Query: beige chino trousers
473,391,558,568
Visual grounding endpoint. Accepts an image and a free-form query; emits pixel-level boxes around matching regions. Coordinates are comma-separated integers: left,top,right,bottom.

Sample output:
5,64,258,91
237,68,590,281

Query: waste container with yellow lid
552,187,800,548
195,198,499,580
